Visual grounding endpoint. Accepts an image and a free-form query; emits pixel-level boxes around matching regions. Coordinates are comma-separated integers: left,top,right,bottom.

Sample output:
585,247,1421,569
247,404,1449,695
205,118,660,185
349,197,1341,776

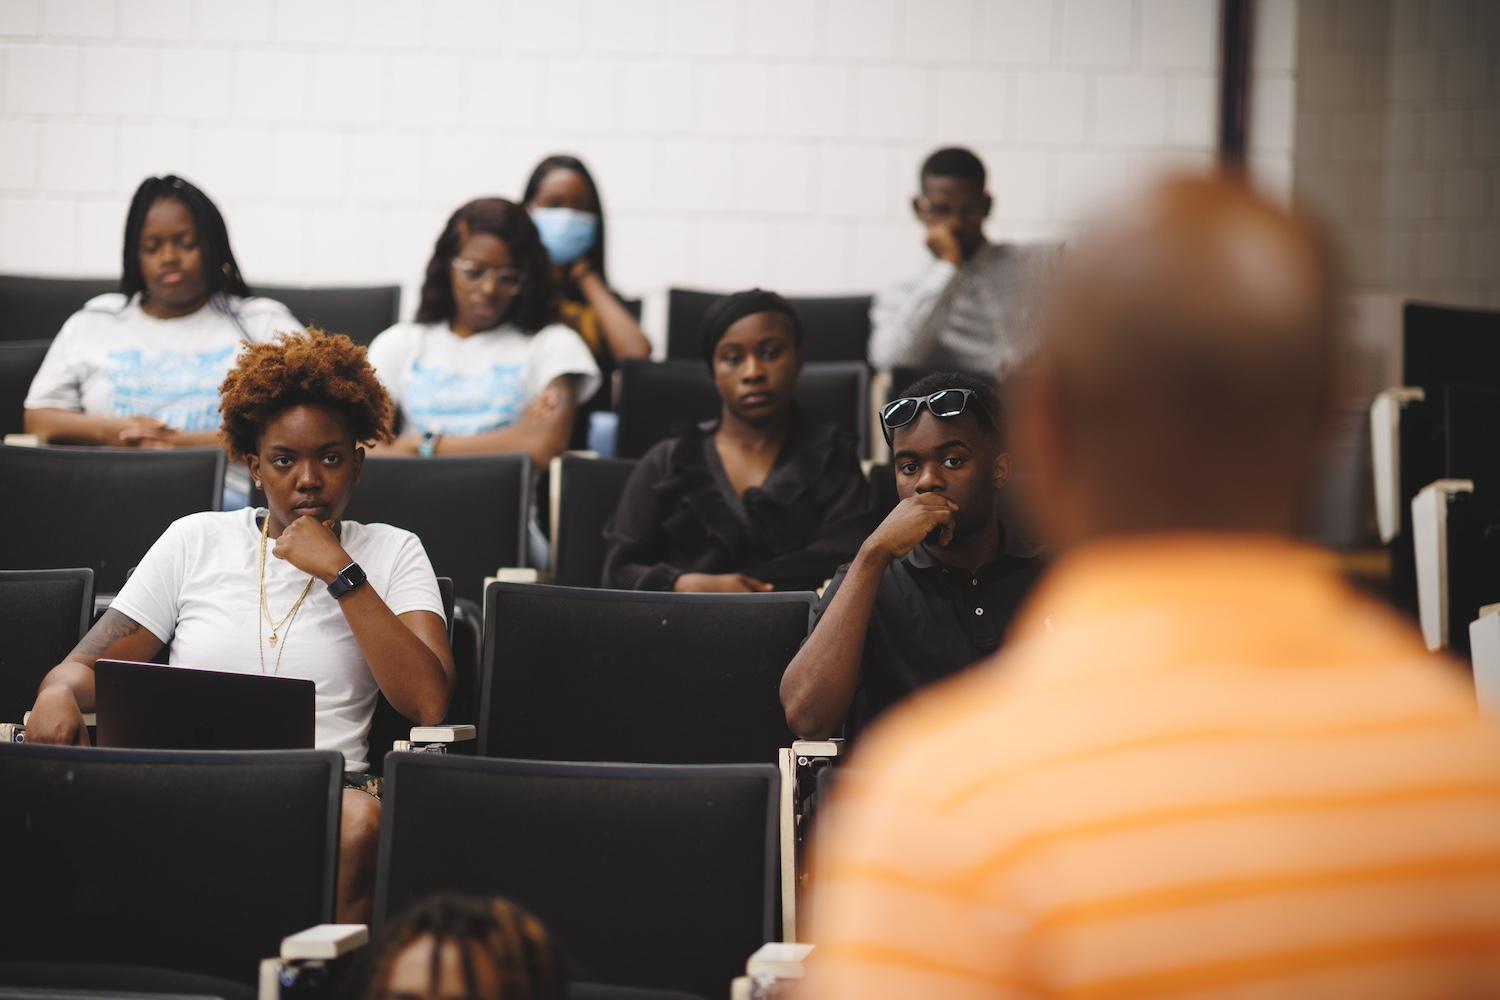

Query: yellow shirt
804,537,1500,999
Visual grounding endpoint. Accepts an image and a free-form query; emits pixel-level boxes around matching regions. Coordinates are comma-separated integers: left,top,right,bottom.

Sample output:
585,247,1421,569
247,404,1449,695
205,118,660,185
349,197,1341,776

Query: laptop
95,659,315,751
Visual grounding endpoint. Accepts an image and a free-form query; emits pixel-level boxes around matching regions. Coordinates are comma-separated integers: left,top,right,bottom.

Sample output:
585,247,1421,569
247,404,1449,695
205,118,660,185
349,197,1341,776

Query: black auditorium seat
479,582,808,764
614,358,869,459
363,575,456,778
0,274,116,342
0,744,342,994
342,455,530,609
0,568,93,726
256,283,401,346
550,453,638,588
0,339,51,435
338,456,529,728
377,753,777,1000
0,445,224,594
666,288,873,364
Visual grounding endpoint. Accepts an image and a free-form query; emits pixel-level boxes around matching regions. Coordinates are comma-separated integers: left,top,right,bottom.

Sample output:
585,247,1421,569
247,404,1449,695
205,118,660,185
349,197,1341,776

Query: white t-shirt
367,320,601,437
109,507,446,771
24,293,303,432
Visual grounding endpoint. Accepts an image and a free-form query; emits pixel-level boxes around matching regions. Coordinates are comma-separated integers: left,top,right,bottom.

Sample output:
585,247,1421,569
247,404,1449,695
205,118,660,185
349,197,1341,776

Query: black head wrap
699,288,803,370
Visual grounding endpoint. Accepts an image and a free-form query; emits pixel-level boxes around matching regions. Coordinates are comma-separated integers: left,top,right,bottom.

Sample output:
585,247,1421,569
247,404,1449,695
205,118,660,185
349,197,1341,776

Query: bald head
1015,173,1340,541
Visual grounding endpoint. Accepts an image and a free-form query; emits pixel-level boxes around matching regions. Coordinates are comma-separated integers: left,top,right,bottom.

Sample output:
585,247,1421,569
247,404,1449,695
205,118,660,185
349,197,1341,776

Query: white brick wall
1294,0,1500,310
0,0,1295,343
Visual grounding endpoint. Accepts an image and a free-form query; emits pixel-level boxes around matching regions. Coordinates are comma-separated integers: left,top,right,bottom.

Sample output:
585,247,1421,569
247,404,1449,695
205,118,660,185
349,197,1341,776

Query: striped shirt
803,537,1500,999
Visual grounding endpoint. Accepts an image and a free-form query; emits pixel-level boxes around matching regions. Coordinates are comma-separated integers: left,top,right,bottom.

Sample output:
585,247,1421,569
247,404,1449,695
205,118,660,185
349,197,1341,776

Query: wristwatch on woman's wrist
327,562,367,600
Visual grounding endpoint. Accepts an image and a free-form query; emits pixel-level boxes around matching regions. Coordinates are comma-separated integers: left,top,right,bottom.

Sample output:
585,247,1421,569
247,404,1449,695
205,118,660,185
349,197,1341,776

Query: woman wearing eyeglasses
366,198,601,466
602,289,875,593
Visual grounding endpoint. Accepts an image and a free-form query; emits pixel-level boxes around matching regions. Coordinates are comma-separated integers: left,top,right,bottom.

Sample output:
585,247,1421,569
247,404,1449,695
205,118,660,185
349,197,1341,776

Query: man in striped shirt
803,174,1500,998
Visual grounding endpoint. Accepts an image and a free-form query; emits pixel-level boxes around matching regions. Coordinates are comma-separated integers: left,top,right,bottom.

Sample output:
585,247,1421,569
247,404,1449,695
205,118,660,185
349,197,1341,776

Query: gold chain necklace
257,512,316,675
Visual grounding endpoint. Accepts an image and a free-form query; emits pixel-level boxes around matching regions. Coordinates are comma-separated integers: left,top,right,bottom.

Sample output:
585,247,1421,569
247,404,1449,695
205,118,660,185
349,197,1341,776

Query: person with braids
365,895,566,1000
24,328,455,923
366,197,600,467
602,289,874,593
25,174,301,447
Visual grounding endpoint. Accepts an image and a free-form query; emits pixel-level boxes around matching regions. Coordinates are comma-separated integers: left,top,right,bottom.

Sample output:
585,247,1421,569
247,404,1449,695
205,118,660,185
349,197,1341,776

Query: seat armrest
737,942,815,999
1471,604,1500,717
281,923,368,961
20,711,96,727
408,724,475,743
393,723,476,755
1370,386,1425,543
259,924,369,1000
1411,479,1473,651
792,738,843,760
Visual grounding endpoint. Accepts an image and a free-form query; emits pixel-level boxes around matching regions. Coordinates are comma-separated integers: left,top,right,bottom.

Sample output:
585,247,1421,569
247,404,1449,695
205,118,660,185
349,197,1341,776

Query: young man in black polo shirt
781,372,1042,740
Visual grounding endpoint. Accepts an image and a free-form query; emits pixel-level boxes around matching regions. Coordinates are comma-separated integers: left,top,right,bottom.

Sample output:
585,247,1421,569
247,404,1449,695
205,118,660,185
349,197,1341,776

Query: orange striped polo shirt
802,537,1500,999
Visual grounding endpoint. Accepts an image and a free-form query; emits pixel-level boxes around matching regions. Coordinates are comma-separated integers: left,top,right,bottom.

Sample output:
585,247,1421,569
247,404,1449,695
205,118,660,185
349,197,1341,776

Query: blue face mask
530,207,598,267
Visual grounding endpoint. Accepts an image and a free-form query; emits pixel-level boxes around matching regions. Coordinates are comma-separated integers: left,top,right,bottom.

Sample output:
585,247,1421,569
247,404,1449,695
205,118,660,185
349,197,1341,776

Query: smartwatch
327,562,367,600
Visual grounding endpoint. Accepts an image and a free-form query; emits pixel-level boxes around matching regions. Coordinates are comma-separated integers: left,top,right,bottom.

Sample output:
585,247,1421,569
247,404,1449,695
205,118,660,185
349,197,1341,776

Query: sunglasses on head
879,388,982,445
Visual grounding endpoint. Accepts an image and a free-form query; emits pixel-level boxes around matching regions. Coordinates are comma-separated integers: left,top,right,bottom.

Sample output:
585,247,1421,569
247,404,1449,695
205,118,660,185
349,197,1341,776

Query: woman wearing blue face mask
522,155,651,369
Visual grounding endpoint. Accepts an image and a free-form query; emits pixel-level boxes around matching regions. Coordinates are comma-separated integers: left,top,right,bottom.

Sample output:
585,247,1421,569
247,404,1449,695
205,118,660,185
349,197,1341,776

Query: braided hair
364,895,566,1000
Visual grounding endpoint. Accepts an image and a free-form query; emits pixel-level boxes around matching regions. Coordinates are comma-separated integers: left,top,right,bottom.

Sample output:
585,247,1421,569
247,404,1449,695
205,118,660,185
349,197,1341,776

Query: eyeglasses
880,388,982,444
451,259,525,291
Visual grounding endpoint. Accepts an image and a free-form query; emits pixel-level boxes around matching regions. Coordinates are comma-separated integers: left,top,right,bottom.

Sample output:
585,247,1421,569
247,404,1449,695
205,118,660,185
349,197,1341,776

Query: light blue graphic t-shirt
24,293,302,428
366,321,601,438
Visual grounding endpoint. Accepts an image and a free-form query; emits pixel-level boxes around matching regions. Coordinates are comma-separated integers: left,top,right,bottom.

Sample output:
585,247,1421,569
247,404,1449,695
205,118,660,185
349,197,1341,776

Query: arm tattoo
72,609,144,661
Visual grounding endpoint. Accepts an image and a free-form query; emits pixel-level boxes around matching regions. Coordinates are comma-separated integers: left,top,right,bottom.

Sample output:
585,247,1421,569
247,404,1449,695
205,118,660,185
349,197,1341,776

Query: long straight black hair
521,154,608,294
120,175,251,302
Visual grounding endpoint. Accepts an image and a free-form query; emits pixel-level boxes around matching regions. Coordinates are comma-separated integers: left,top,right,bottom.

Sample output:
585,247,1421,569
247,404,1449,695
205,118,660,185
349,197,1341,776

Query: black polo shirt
817,523,1044,740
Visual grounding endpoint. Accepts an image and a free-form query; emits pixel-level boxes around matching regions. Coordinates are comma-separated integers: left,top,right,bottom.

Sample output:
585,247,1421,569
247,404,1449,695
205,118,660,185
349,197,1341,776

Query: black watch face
344,564,367,587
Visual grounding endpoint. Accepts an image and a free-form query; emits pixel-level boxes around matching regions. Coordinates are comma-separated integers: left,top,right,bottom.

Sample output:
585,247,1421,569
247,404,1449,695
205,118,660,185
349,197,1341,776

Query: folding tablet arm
1471,604,1500,718
1410,478,1474,651
259,924,368,999
392,723,476,755
1370,386,1425,544
776,738,844,941
4,710,98,743
732,942,816,999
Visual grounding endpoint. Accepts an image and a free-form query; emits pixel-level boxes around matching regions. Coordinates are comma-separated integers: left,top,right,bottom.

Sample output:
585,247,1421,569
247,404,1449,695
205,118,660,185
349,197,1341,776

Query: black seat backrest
666,288,873,364
364,576,455,778
0,446,225,594
615,359,869,459
480,583,808,764
552,454,637,588
0,744,341,984
255,284,401,346
0,339,52,435
0,274,116,342
342,455,530,608
377,754,777,1000
0,568,93,725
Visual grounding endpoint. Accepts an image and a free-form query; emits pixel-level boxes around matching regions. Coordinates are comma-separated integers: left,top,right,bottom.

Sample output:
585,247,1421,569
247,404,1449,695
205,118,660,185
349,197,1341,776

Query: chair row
2,567,839,949
0,435,904,602
1,274,870,363
1,566,812,771
1,742,777,1000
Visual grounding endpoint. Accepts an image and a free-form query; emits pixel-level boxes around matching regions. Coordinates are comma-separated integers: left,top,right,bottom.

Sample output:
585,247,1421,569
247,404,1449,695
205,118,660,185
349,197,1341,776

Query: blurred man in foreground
804,174,1500,999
